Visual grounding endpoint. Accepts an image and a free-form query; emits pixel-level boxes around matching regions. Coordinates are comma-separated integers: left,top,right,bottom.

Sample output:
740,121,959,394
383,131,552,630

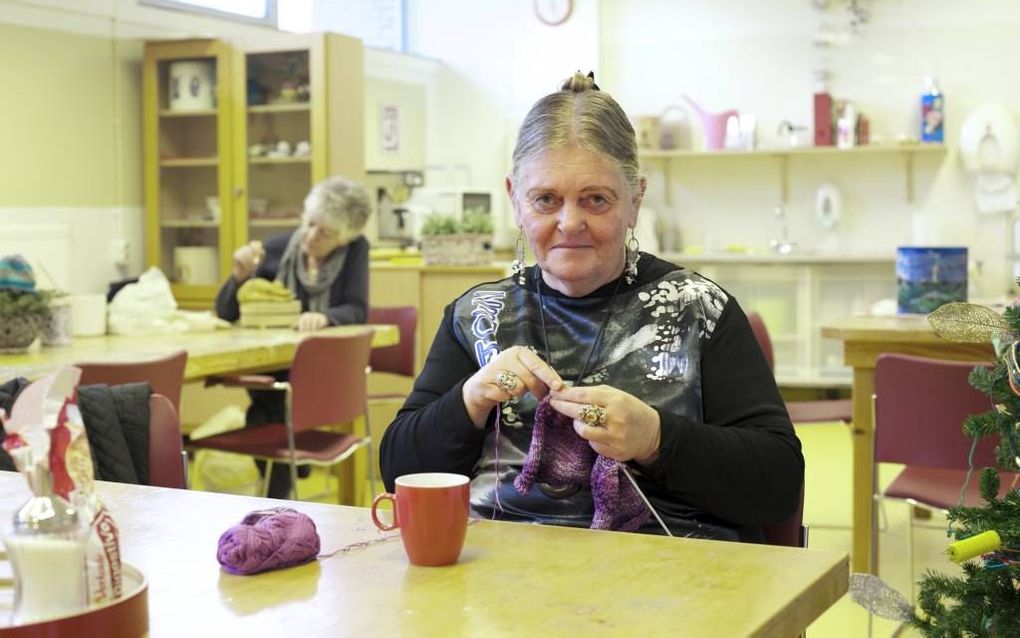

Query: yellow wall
0,23,142,206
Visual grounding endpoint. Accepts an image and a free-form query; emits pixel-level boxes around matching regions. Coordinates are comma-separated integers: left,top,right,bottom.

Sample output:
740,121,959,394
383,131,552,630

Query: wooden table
0,325,399,383
822,315,993,574
0,474,847,637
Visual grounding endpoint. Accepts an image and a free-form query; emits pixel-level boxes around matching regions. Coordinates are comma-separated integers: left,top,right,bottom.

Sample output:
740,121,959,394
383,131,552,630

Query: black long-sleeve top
379,254,803,541
215,232,370,325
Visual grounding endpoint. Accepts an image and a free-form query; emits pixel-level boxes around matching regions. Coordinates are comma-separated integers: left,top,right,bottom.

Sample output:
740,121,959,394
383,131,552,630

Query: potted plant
0,255,53,352
420,211,494,266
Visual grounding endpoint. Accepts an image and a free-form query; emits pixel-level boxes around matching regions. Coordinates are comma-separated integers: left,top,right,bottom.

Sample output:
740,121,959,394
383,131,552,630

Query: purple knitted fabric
514,397,650,532
217,507,321,575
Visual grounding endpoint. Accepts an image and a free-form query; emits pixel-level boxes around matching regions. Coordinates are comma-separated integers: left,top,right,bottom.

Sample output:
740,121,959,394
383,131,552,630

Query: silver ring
496,370,520,394
578,404,607,427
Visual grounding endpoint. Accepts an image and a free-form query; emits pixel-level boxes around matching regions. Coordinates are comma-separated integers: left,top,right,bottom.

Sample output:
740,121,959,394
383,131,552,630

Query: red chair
76,350,188,415
189,331,375,501
872,353,1020,578
366,306,418,388
746,312,852,424
148,394,187,489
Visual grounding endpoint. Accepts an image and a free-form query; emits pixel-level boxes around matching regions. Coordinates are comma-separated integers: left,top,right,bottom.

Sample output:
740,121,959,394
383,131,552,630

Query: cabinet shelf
640,143,946,204
159,109,217,118
162,220,220,229
160,157,220,168
248,103,311,114
248,156,312,165
250,218,301,227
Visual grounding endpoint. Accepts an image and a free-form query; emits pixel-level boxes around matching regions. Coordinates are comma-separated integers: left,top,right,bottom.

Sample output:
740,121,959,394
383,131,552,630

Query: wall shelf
640,143,946,205
159,109,217,118
160,157,219,168
248,103,311,114
248,156,312,165
250,218,301,227
162,220,219,228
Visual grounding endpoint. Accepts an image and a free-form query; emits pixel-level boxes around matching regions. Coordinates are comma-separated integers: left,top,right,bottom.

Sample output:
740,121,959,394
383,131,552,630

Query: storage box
421,234,492,266
896,246,967,314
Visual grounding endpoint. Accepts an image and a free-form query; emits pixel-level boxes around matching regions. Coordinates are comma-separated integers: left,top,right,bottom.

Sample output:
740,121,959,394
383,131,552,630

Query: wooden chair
76,350,188,415
872,353,1020,579
746,312,852,424
189,331,375,501
148,393,187,489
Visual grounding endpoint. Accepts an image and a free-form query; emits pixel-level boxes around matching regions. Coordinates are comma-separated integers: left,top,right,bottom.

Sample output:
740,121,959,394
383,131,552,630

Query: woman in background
216,175,371,498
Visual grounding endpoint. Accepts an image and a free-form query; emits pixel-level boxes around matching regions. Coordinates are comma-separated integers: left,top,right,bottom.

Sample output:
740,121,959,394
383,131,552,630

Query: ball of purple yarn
217,507,321,575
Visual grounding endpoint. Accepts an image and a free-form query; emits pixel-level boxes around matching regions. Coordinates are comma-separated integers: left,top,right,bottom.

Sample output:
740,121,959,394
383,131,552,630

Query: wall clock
534,0,573,26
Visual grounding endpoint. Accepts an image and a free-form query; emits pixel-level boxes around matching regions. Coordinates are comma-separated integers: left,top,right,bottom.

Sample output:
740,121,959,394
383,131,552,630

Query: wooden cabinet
143,34,364,309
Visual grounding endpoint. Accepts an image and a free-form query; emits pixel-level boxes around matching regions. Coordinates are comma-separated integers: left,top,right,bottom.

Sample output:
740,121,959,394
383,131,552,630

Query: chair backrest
289,330,374,431
76,350,188,414
746,311,775,373
148,393,186,489
874,353,998,469
367,306,418,377
762,484,806,547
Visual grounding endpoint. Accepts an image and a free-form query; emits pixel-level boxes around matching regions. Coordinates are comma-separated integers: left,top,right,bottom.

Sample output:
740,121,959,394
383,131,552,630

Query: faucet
770,204,797,254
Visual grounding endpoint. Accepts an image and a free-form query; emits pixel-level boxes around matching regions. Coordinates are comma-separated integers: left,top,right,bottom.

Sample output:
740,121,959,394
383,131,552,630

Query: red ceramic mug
371,473,470,567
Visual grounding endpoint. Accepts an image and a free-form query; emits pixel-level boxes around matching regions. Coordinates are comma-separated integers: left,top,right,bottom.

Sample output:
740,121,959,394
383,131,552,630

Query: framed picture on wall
381,104,401,153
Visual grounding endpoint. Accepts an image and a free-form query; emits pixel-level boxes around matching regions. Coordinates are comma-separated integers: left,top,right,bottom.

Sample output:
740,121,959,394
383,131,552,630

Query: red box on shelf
814,92,834,146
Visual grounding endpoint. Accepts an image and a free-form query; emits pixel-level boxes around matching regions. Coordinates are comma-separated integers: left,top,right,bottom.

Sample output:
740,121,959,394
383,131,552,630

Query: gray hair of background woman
510,72,641,197
301,176,372,234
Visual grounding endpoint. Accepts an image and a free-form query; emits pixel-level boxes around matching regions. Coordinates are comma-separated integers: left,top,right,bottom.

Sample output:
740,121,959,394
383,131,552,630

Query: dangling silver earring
511,227,527,285
624,230,640,285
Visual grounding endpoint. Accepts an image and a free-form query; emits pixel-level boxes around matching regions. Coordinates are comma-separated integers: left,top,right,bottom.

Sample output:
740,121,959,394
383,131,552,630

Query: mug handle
371,493,399,531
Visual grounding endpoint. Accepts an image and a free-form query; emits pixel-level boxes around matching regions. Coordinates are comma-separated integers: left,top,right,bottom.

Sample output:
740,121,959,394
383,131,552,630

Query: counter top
662,252,895,264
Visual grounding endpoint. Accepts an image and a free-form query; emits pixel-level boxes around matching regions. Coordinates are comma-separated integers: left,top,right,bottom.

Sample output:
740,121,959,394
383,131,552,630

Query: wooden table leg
851,366,877,574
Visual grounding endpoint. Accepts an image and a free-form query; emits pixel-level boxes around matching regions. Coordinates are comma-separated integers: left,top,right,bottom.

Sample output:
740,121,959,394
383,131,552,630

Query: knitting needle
619,463,673,537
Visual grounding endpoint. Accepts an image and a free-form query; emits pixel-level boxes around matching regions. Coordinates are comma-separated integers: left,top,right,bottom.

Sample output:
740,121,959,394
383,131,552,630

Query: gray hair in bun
510,71,640,196
302,176,371,234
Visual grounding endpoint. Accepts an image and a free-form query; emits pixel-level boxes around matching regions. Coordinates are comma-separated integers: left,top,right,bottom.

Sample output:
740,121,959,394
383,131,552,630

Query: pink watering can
683,95,739,150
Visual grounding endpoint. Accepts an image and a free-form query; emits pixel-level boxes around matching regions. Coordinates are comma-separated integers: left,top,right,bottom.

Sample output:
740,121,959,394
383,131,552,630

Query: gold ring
578,404,607,427
496,370,520,393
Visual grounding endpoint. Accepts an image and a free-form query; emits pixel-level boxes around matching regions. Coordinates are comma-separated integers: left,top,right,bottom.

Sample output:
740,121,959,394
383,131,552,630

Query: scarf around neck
276,229,349,313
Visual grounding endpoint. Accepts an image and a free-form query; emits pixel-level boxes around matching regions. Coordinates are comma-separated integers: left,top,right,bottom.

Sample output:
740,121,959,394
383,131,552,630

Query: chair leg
284,387,299,501
262,460,274,498
906,508,916,603
180,449,190,489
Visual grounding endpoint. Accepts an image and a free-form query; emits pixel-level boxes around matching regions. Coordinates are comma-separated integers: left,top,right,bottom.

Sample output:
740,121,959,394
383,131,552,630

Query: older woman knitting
380,73,802,541
215,175,371,498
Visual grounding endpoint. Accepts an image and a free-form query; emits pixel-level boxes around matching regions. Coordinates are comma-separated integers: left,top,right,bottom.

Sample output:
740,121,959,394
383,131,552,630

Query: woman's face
508,145,643,297
301,215,350,260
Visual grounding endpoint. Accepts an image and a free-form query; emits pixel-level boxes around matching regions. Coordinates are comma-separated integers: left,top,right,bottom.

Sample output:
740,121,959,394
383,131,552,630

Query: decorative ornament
927,302,1012,343
511,227,526,286
624,230,640,285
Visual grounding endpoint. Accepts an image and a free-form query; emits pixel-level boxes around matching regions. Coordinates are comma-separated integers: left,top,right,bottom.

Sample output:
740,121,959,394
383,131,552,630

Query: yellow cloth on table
238,279,299,328
237,278,295,303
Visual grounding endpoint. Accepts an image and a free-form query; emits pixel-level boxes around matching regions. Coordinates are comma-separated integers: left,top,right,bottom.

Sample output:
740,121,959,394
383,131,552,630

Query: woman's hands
296,312,329,332
550,385,662,465
232,240,265,282
462,346,564,427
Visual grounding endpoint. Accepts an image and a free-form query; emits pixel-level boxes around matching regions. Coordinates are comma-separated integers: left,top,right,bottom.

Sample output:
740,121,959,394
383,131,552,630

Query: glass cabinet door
143,39,233,308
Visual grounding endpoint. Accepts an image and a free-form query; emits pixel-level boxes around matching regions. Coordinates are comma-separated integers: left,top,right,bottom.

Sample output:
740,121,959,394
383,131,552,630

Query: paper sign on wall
381,104,401,153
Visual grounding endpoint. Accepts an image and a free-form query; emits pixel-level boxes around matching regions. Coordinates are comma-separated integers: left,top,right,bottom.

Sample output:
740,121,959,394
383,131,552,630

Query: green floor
798,421,963,637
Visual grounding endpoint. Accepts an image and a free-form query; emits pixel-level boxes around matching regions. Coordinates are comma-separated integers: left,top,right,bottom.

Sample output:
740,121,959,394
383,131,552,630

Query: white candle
4,535,87,624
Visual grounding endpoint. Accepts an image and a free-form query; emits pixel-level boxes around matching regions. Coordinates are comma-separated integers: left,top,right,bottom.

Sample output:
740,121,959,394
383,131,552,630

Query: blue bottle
920,77,944,143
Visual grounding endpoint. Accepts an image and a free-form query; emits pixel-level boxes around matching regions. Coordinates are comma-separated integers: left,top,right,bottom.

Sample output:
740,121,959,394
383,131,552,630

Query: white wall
600,0,1020,297
404,0,601,247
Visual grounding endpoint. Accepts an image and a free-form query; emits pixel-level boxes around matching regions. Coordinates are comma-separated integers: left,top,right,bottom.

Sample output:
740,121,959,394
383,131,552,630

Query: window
139,0,278,27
